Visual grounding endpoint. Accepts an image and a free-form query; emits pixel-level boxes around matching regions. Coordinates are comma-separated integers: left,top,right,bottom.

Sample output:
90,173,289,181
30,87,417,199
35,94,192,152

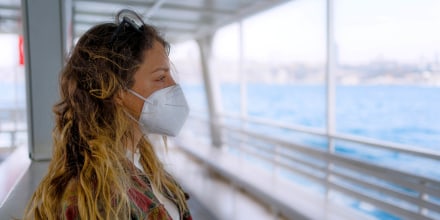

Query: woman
24,9,191,220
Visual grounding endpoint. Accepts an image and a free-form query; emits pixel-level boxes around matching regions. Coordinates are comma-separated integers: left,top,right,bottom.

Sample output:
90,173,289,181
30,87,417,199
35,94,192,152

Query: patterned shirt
61,171,192,220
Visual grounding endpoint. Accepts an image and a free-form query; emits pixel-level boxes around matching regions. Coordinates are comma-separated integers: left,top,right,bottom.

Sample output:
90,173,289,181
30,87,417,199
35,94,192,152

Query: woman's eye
157,75,166,81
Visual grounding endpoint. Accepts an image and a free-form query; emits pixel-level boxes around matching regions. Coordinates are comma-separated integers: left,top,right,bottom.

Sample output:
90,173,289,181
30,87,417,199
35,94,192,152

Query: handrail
216,112,440,161
224,126,440,219
221,122,440,186
0,108,27,150
223,124,440,186
188,113,440,183
0,129,26,149
185,114,440,220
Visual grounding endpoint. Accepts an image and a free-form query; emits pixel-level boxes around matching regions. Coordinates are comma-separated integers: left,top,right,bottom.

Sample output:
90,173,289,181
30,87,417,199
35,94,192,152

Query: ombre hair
24,9,187,219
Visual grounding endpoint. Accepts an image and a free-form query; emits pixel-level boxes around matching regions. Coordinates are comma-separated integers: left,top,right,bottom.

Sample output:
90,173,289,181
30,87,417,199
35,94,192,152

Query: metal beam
161,3,234,16
22,0,67,160
324,0,336,198
145,0,167,19
197,36,223,147
193,0,290,40
0,15,20,21
0,4,20,10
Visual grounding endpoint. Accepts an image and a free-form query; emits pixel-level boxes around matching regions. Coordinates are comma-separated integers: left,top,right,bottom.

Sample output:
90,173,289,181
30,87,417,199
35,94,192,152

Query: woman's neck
127,121,143,153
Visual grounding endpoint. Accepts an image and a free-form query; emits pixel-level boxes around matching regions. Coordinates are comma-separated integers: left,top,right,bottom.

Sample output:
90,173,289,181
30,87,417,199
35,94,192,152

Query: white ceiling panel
0,0,291,42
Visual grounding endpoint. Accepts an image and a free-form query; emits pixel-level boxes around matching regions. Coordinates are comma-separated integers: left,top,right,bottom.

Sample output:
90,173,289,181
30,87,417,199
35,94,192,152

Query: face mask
128,85,189,137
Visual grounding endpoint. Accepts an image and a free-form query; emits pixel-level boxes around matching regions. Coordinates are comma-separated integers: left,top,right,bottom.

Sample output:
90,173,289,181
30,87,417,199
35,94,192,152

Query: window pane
243,0,326,129
0,0,28,203
334,0,440,149
0,34,27,161
212,23,241,115
171,40,211,143
171,40,207,114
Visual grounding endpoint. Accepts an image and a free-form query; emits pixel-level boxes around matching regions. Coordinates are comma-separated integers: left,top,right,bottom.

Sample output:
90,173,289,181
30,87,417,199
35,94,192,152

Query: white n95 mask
128,85,189,137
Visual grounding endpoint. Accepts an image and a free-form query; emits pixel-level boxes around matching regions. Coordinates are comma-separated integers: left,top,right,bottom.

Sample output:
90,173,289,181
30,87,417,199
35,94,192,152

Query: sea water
183,83,440,172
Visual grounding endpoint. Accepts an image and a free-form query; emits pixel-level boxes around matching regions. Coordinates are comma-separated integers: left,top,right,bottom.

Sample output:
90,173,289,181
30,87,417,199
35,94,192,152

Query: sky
0,34,19,67
193,0,440,65
335,0,440,64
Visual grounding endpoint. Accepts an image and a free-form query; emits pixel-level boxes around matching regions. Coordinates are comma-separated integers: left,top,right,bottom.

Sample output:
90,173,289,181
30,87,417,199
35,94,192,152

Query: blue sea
183,83,440,166
183,83,440,148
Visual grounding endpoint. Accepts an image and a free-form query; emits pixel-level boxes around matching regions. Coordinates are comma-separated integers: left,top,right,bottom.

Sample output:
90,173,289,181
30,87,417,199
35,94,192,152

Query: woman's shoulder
129,174,170,219
60,175,172,220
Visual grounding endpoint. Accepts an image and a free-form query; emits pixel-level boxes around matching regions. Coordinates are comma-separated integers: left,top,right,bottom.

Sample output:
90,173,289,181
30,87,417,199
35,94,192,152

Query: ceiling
0,0,290,43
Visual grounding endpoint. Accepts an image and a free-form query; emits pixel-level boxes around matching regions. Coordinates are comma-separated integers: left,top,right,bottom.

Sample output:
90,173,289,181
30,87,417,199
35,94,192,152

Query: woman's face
122,40,175,119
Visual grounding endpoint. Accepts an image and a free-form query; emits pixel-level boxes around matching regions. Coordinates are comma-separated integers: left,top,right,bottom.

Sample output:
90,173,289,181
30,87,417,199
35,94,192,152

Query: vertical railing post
239,21,247,123
197,35,223,147
238,20,248,160
11,131,16,148
325,0,336,199
62,0,73,56
418,181,428,216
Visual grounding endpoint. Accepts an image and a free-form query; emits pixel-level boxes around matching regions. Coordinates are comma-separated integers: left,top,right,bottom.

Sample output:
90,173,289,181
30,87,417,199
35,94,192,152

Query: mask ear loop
127,89,153,105
162,135,168,152
123,109,139,121
122,106,149,139
121,88,148,124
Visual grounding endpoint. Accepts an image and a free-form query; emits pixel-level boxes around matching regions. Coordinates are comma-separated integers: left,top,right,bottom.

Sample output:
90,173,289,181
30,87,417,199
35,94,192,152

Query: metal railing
0,108,27,151
186,112,440,220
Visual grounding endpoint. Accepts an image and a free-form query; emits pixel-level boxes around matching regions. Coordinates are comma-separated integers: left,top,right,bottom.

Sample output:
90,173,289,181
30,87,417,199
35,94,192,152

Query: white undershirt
127,150,180,220
151,182,180,220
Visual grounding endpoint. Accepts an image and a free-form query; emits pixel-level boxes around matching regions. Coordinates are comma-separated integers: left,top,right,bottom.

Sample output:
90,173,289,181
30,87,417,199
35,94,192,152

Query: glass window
0,0,28,204
334,0,440,149
242,0,326,129
170,40,211,143
171,40,206,114
212,23,242,115
0,34,27,160
334,1,440,218
208,0,327,149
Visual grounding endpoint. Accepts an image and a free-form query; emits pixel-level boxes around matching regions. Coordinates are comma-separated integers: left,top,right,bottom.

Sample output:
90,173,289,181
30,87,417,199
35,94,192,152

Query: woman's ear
114,89,126,106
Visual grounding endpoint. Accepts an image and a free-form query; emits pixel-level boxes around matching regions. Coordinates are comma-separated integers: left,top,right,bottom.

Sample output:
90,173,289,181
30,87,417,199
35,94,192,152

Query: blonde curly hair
24,10,188,219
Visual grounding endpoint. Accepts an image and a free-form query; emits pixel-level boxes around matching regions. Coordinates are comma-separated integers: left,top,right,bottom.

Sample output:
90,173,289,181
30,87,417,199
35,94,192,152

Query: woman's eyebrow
151,67,169,73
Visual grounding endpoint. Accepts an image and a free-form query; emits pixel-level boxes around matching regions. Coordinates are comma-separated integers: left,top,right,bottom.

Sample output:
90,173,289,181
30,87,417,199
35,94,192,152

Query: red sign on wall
19,35,24,65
